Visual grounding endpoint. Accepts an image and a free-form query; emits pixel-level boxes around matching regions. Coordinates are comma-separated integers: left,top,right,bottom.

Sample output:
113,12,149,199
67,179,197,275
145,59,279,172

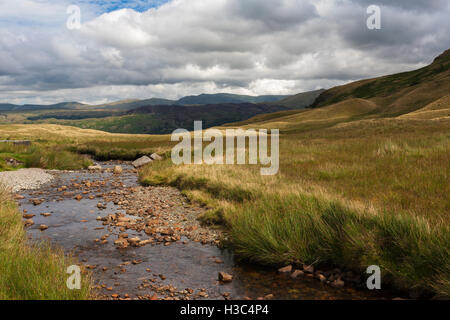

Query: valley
0,49,449,300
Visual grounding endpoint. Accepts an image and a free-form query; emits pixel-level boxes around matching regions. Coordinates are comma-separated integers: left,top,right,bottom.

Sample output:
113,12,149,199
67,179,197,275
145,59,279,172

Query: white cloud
0,0,449,104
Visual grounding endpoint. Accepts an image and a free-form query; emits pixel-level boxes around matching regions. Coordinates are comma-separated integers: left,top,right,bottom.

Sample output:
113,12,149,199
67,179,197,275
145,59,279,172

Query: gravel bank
0,168,54,192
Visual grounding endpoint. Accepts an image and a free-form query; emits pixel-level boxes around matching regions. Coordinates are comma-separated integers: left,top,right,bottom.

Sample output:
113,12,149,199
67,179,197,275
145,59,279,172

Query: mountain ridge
311,49,450,116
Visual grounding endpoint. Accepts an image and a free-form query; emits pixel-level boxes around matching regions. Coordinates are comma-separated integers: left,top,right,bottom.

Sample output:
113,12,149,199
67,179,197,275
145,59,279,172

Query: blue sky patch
81,0,169,13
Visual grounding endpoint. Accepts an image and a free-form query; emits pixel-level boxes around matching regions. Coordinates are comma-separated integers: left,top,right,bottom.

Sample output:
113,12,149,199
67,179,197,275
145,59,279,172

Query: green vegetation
58,114,161,134
0,187,92,299
0,142,92,172
29,103,288,135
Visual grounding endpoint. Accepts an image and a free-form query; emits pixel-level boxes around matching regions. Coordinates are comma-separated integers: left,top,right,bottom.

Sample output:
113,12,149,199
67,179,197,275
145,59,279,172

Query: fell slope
312,49,450,116
176,93,289,105
267,89,325,109
399,94,450,120
230,98,377,132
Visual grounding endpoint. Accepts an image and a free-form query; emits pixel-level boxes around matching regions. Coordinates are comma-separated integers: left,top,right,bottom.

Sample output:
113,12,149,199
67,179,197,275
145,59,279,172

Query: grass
140,115,450,297
0,142,92,172
1,107,449,298
0,124,174,168
0,187,92,299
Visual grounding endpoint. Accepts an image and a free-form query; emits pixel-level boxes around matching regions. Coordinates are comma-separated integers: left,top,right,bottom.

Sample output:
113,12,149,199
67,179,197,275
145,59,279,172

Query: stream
17,162,392,300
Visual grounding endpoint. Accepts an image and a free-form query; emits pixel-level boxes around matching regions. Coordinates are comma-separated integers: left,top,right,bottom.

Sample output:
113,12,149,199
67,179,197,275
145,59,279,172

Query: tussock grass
0,187,92,299
0,143,91,172
140,117,450,297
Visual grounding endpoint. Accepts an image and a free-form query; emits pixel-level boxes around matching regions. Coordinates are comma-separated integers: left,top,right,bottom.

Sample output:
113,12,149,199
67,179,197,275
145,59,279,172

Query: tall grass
0,143,92,171
140,118,450,297
24,147,91,170
0,187,92,299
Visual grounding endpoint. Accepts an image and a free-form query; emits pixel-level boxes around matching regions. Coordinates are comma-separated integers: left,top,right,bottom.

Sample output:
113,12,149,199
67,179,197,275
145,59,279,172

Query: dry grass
2,102,449,297
140,112,450,297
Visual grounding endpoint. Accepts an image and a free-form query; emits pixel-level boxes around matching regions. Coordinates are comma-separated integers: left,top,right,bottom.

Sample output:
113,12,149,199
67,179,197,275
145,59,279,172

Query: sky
0,0,449,105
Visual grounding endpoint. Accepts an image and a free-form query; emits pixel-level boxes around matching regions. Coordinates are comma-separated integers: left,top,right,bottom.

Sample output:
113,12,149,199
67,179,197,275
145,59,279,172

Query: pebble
290,270,304,279
0,169,54,192
218,272,233,283
278,265,293,273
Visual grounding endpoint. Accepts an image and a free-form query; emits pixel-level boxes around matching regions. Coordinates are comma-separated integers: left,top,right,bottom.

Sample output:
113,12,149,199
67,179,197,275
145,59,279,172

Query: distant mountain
175,93,289,105
94,98,176,110
311,49,450,116
0,104,17,111
0,94,288,112
267,89,325,109
0,102,85,111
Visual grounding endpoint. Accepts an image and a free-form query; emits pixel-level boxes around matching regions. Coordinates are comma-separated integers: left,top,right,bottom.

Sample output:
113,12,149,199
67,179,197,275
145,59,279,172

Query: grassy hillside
31,103,288,134
267,89,325,109
176,93,288,105
312,49,450,116
399,94,450,120
227,98,378,133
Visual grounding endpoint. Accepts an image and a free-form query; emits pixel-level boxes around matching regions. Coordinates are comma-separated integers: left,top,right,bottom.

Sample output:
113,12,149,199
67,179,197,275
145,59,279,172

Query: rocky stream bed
13,162,395,300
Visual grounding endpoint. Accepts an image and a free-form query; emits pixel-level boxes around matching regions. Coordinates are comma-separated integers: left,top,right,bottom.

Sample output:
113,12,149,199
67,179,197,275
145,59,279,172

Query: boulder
88,165,102,171
113,166,123,175
132,156,153,168
150,153,163,161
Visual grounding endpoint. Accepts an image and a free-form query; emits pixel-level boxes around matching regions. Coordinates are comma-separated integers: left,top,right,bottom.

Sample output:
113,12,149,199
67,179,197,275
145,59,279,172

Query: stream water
18,162,391,300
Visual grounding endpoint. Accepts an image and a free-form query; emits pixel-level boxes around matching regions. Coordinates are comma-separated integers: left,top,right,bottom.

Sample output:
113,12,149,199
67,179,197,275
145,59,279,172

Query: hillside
229,98,378,132
176,93,288,105
126,103,289,133
398,94,450,120
44,103,288,134
311,49,450,117
267,89,325,109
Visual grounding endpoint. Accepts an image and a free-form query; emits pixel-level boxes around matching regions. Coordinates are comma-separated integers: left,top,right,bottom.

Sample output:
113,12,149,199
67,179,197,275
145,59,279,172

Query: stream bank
15,162,394,300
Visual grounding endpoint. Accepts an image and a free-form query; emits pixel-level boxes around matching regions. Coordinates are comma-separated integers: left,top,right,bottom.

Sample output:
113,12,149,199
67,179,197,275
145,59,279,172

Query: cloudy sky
0,0,449,105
